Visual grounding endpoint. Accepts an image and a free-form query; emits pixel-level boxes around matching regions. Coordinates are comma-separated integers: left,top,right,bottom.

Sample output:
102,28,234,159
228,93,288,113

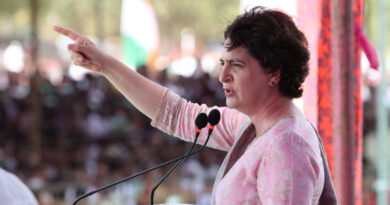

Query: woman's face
219,46,273,114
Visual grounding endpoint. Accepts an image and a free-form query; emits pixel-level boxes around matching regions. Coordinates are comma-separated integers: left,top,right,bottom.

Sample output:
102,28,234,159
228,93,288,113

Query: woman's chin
225,99,238,108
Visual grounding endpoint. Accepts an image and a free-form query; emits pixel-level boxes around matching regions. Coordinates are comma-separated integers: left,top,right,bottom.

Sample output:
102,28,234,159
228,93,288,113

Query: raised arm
53,26,248,150
53,26,164,119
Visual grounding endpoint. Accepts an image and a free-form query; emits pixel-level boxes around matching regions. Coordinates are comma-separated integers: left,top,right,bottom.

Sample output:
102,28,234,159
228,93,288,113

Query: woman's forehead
220,46,251,60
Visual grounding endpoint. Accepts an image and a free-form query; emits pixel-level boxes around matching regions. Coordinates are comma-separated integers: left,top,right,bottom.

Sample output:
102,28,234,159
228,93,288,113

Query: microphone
150,112,208,204
150,109,221,204
207,109,221,136
195,113,209,134
72,113,208,205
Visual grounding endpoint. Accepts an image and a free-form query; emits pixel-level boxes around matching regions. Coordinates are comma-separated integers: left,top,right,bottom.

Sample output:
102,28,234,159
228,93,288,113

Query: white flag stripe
120,0,159,52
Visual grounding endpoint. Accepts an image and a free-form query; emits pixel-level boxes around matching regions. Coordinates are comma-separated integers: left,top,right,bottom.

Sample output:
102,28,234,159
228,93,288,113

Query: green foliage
364,0,390,49
0,0,28,15
0,0,121,38
151,0,239,45
0,0,239,48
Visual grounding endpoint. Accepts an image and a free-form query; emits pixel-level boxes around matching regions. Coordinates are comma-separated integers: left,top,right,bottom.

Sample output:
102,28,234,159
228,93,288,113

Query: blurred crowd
0,59,227,204
0,39,388,204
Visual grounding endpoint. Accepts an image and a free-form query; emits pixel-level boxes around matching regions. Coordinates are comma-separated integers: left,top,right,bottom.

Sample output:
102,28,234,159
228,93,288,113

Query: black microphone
150,109,220,204
207,109,221,136
150,112,208,204
72,113,209,205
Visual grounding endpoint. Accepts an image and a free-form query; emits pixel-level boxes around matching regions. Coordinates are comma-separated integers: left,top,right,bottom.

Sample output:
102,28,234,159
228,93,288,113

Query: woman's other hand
53,25,111,74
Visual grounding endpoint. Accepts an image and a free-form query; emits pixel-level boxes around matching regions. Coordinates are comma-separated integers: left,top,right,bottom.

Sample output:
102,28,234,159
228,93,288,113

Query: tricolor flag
120,0,159,69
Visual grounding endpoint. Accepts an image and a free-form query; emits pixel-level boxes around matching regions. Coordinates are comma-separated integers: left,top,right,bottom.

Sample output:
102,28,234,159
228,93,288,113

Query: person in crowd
54,6,337,204
0,167,38,205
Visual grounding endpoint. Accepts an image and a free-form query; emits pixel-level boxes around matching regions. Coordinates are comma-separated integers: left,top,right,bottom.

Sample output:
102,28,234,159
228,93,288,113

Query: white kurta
0,168,38,205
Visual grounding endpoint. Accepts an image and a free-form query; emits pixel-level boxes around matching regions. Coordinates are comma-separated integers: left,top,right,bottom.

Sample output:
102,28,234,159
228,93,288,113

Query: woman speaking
54,6,337,205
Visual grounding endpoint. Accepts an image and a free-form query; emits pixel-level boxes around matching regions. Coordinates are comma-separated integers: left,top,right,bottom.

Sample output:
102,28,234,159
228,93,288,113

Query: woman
54,6,337,205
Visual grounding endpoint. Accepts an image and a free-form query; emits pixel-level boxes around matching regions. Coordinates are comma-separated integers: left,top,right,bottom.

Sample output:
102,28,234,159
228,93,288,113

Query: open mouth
224,88,233,96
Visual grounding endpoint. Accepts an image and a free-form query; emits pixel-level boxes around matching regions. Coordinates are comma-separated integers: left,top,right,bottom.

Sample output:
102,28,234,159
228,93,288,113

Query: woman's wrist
100,55,120,78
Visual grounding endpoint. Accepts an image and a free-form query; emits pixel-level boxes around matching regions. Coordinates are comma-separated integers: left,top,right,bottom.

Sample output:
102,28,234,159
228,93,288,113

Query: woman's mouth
224,88,234,97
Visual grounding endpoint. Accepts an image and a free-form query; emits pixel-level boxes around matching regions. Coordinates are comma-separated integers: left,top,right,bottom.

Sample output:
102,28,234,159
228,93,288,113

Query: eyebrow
219,58,246,64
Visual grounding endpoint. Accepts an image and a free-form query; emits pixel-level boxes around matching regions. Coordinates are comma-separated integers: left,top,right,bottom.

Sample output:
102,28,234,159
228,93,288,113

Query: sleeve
257,132,321,205
151,88,248,151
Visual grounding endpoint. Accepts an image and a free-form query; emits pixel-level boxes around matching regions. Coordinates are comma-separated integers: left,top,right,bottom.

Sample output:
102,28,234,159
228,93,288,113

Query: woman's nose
219,66,232,83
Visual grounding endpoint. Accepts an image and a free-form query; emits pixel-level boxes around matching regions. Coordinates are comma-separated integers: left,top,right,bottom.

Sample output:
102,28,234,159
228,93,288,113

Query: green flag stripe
121,35,148,68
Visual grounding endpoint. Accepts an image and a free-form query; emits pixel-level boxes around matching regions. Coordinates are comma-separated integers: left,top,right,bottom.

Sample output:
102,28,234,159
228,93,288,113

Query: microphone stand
150,133,201,204
72,133,212,205
150,109,220,204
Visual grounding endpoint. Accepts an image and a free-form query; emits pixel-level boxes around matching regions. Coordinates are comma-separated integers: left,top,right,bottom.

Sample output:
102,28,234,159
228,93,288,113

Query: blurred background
0,0,388,204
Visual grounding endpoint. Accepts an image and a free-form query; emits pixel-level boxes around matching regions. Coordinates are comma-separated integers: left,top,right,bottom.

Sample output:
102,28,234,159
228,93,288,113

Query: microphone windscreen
208,109,221,126
195,113,208,129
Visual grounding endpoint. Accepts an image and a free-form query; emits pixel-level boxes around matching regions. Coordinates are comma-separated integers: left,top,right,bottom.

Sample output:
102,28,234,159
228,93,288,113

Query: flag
120,0,159,69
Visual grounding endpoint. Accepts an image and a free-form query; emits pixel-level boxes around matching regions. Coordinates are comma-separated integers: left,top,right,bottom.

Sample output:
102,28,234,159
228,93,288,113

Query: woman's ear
268,69,281,87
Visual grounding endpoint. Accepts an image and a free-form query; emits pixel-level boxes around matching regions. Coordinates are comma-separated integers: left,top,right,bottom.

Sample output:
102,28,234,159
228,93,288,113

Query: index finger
53,26,82,41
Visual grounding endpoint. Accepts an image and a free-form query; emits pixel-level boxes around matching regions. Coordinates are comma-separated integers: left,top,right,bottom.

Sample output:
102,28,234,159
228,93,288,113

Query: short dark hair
224,6,309,98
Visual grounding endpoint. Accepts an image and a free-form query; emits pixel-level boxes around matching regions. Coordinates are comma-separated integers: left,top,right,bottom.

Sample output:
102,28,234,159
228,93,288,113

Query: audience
0,65,226,204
